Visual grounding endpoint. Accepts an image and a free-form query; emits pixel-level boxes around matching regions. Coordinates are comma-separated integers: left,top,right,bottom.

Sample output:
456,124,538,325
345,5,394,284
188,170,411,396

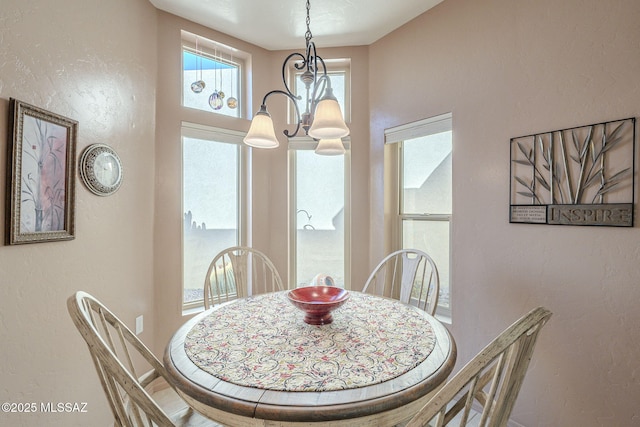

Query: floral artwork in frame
6,98,77,244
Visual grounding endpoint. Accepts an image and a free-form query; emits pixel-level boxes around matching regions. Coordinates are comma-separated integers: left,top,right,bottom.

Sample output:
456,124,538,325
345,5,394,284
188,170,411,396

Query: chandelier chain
305,0,312,46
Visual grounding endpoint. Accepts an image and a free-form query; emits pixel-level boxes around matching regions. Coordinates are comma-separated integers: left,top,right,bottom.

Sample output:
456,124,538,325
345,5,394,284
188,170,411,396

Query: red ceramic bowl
287,286,350,325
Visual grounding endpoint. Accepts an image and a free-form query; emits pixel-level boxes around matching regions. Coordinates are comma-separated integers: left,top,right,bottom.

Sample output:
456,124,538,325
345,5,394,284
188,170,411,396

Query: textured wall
369,0,640,425
0,0,157,425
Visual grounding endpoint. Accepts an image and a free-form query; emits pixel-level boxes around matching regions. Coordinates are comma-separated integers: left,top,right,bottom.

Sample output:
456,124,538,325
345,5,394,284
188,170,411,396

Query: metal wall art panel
510,117,635,227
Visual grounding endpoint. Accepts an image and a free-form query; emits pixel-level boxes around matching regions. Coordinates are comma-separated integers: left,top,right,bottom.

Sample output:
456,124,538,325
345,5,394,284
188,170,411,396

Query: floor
405,405,484,427
449,408,483,426
154,381,223,426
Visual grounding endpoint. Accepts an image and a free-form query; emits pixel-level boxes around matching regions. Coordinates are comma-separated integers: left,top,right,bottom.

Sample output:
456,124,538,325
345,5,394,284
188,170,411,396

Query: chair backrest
67,291,176,427
406,307,552,427
203,246,284,309
362,249,440,315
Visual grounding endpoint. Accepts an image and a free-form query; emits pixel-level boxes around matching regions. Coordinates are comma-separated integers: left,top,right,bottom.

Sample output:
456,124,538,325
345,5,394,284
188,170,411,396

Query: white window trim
384,113,452,145
181,122,249,312
384,113,452,319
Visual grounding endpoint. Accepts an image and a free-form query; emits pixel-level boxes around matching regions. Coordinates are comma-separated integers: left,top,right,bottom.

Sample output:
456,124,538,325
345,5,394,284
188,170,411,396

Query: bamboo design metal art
510,117,635,226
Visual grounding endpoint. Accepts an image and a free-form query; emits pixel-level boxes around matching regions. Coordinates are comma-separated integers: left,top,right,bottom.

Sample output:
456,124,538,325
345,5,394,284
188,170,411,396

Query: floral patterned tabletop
184,291,436,392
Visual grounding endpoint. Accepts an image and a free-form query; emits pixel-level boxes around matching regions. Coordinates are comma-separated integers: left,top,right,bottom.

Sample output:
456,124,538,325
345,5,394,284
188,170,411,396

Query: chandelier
243,0,349,155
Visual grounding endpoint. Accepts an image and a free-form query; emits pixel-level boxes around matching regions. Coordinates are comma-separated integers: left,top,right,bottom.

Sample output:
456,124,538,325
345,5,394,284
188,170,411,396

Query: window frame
181,121,249,311
384,113,453,318
181,30,248,119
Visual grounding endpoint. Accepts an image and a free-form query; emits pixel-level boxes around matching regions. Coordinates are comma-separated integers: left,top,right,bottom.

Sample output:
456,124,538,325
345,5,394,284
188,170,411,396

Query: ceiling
150,0,444,51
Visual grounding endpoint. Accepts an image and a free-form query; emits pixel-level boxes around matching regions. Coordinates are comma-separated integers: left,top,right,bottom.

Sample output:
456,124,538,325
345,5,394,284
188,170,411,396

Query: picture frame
509,117,635,227
6,98,77,244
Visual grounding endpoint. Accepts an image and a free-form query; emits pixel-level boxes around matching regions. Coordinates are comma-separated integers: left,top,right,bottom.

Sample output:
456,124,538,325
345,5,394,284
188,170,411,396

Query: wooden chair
67,291,219,427
362,249,440,315
404,307,552,427
203,246,284,309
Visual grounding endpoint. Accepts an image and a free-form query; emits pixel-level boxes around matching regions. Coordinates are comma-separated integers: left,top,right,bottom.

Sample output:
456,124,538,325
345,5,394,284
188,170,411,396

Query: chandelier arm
315,53,327,76
305,41,319,81
282,52,307,100
260,89,303,138
310,73,330,110
305,41,327,82
305,41,330,110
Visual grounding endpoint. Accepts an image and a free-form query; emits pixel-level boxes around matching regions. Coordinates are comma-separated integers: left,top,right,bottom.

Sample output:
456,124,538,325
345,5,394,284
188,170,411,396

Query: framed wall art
6,98,77,244
510,117,635,227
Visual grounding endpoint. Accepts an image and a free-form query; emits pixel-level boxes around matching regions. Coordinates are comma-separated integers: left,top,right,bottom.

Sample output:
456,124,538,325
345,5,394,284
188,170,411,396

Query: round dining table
164,290,456,426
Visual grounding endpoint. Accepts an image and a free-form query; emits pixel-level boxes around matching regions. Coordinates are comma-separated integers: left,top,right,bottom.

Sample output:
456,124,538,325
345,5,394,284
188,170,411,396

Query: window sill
435,312,452,326
181,304,205,317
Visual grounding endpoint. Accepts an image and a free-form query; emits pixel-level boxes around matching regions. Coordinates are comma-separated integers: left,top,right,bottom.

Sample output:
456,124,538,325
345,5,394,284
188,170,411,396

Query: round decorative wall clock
79,144,123,196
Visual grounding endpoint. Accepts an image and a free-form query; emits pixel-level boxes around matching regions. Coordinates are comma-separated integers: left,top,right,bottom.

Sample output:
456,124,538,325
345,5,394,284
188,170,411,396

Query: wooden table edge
163,294,457,423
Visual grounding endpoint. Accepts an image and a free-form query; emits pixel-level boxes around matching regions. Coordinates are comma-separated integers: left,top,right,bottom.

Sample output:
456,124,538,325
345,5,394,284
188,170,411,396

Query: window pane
402,220,450,309
402,131,452,215
327,73,346,117
183,137,238,303
398,121,452,314
183,50,240,118
295,151,345,288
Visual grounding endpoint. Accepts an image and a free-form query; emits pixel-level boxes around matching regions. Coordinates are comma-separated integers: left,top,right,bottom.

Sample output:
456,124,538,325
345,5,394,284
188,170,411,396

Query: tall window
290,143,350,288
182,123,244,307
385,113,452,315
289,61,350,289
182,31,244,118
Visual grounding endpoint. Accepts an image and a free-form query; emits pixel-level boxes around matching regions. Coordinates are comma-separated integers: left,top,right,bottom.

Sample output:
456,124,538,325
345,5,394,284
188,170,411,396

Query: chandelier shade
243,107,279,148
308,92,349,140
244,0,349,155
315,138,346,156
